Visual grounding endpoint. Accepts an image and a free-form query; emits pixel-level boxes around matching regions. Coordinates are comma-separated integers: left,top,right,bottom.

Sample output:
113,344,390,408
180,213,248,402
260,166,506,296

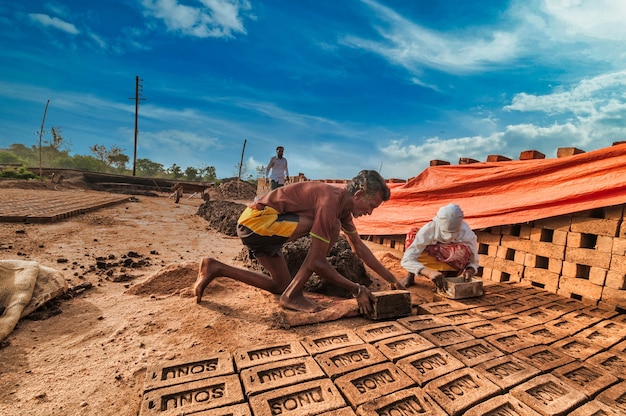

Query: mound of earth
196,200,248,236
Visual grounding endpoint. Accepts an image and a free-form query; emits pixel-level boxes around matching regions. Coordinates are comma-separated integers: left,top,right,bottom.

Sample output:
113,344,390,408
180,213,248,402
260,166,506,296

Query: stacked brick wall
476,204,626,311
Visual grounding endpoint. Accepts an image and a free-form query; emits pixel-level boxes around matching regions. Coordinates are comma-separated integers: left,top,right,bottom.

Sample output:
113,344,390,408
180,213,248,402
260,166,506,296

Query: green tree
184,166,199,181
199,165,217,181
107,146,129,171
167,163,182,179
136,158,164,176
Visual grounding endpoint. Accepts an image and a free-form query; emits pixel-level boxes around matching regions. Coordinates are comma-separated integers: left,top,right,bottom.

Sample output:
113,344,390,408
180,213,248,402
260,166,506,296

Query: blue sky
1,0,626,180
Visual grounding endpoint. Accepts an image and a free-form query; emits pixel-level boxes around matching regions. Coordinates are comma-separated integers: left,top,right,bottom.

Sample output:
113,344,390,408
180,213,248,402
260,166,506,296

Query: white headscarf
434,203,464,241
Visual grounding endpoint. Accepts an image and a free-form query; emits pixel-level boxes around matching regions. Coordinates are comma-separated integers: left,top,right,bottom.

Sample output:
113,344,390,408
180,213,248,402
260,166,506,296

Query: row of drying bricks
139,285,626,416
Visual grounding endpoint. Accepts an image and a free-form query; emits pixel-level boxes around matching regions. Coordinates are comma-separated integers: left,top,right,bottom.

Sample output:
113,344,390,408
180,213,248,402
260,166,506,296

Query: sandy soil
0,179,435,416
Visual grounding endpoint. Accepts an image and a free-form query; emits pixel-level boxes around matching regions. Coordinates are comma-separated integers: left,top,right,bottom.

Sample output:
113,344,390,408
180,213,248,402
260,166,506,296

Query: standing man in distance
266,146,289,191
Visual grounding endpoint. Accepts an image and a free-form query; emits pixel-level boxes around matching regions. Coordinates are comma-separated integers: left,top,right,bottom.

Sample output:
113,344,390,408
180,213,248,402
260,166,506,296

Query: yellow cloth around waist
237,206,297,237
418,252,457,271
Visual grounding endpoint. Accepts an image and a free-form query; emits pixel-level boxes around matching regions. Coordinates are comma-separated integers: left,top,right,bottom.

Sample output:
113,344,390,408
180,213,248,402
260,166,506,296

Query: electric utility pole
129,76,146,176
38,99,50,181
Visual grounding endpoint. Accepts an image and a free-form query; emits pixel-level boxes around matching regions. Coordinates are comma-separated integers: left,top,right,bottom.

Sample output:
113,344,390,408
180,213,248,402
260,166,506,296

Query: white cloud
28,13,79,35
141,0,251,38
541,0,626,41
505,71,626,117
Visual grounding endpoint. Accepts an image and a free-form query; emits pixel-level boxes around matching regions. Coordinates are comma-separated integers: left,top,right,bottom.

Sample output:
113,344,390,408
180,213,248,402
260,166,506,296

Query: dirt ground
0,179,436,416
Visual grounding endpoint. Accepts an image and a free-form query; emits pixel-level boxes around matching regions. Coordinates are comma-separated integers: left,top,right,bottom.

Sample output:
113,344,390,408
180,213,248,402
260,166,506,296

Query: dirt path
0,186,416,416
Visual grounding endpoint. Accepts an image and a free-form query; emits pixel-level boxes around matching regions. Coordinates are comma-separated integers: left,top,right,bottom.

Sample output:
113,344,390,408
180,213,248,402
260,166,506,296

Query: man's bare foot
194,258,218,304
400,272,415,288
279,293,323,313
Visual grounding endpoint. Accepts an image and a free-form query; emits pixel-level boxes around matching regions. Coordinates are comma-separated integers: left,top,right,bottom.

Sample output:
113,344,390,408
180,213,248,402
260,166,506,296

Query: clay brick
334,362,415,408
534,215,572,232
460,320,511,339
497,285,540,298
143,353,235,392
570,216,620,237
429,159,450,166
445,339,504,367
355,387,446,416
368,290,412,320
374,333,435,362
567,307,613,326
396,348,465,387
543,317,592,337
424,367,501,416
520,150,546,160
568,400,623,416
194,403,252,416
486,154,512,162
605,203,625,219
610,254,626,273
551,336,605,360
492,258,524,280
513,346,575,373
317,407,356,416
600,286,626,308
552,361,619,399
314,343,387,380
541,299,585,315
247,378,346,416
576,323,626,349
416,300,468,315
436,309,483,325
496,299,537,315
522,268,559,292
420,325,475,347
501,235,565,259
140,374,244,416
597,235,615,253
475,355,541,391
586,351,626,380
556,147,584,158
354,321,411,343
596,381,626,412
233,342,308,371
558,276,603,301
522,325,569,344
589,266,608,286
239,356,325,397
472,304,513,320
510,373,587,415
613,238,626,256
494,314,539,330
396,314,448,332
476,230,502,245
485,331,540,354
565,246,612,269
605,270,626,290
519,307,564,326
300,330,364,356
464,393,542,416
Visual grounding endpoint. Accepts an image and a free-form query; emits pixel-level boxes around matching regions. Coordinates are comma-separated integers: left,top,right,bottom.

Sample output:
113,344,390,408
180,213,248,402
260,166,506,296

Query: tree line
0,127,223,181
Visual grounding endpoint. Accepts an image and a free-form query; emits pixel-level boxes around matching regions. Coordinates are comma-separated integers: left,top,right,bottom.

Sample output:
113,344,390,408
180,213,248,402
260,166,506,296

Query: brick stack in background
476,204,626,312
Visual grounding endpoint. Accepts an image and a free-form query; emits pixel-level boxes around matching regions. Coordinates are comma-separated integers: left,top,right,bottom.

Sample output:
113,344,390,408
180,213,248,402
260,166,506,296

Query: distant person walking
266,146,289,190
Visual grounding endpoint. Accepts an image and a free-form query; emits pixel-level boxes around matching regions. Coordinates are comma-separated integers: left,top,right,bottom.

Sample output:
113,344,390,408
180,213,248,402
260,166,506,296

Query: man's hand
421,268,446,291
354,284,373,316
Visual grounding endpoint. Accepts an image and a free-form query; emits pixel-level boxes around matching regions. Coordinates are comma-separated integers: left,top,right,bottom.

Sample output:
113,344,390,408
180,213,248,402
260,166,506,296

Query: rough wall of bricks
475,204,626,312
139,282,626,415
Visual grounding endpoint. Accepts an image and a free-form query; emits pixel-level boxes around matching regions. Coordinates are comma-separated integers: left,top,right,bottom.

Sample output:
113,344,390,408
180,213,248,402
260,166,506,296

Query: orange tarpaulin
354,143,626,236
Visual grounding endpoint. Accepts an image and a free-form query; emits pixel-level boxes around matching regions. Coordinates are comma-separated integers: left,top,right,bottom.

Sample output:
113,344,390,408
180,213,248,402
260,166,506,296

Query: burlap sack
0,260,67,341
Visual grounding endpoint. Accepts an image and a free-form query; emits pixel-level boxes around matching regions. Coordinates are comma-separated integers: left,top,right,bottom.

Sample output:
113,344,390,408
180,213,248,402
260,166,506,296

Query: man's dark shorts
237,212,299,258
